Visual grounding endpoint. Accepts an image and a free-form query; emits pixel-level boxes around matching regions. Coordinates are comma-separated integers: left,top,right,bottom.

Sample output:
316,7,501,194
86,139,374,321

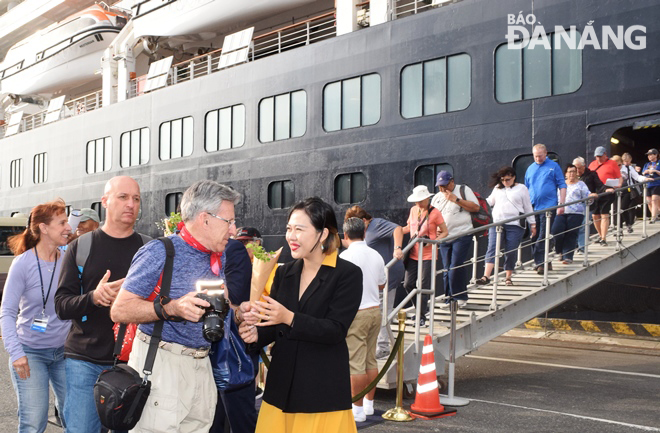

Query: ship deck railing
376,181,660,390
1,0,461,137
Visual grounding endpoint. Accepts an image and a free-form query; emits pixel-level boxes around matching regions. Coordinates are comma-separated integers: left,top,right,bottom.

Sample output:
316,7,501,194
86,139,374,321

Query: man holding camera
111,180,242,433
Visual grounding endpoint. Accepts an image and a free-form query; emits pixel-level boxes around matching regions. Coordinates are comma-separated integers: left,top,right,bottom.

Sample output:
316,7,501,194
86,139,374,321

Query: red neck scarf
179,225,223,276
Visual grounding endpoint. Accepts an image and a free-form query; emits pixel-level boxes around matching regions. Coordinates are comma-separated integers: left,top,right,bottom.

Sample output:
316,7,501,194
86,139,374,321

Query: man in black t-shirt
55,176,148,433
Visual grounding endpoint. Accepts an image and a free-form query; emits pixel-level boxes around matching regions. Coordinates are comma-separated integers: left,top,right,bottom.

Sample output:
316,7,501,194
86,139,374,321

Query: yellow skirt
256,401,358,433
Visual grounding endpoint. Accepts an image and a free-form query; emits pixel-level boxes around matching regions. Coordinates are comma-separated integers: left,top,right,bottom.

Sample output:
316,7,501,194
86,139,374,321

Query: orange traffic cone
410,334,457,420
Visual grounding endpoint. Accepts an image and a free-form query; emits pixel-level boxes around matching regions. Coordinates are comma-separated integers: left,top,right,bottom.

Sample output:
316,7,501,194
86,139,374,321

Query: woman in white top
477,167,535,286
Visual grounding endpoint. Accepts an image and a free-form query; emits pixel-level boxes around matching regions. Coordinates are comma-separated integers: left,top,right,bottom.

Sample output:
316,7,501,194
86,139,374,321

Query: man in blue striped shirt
525,144,567,274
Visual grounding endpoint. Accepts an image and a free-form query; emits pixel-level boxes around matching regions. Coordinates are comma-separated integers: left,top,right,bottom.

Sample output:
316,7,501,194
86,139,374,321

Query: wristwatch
395,246,402,250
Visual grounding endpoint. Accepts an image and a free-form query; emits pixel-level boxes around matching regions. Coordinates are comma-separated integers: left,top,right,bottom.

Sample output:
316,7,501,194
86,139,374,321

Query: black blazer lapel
298,265,331,310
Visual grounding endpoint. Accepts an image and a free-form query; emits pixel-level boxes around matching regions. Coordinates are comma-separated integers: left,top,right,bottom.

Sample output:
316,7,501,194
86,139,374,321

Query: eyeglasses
208,213,236,227
501,177,514,182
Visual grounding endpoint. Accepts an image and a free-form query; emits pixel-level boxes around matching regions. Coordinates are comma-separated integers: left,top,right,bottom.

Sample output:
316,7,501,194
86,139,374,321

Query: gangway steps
377,219,660,389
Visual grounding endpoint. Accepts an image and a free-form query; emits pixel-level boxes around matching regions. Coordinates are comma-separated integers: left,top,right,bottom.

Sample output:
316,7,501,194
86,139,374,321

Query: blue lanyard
34,248,58,311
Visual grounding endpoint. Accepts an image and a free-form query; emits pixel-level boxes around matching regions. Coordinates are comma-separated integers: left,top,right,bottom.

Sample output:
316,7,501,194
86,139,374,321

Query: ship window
401,54,471,119
512,152,561,182
120,127,150,167
323,74,381,132
205,104,245,152
414,163,454,194
86,137,112,174
91,202,106,222
334,172,367,204
10,159,23,188
267,180,295,210
165,192,183,216
33,153,47,184
159,117,193,160
495,30,582,103
259,90,306,142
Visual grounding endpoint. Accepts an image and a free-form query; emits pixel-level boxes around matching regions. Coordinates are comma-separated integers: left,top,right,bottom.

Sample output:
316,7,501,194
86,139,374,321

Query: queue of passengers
1,143,659,433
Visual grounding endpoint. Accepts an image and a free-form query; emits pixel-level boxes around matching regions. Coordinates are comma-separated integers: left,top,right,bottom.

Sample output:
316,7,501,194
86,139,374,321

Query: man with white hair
524,144,567,274
112,180,244,433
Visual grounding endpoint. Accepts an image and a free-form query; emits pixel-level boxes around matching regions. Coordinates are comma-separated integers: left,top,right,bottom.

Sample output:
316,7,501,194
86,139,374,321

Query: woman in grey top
0,199,71,433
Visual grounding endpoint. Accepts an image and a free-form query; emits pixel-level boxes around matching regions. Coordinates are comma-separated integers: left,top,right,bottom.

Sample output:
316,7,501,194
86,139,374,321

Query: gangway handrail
381,180,653,354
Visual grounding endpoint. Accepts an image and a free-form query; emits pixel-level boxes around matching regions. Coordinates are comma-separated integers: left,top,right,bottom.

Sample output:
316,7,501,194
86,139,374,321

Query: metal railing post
189,61,195,81
207,55,212,75
172,67,177,85
306,22,310,45
277,32,282,53
583,203,590,267
440,299,469,407
543,210,552,286
429,243,437,330
414,240,423,353
490,225,502,311
470,235,478,284
616,191,623,251
642,183,648,238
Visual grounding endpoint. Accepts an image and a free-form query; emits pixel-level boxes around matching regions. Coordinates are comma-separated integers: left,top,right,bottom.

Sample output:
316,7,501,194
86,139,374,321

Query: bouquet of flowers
249,245,283,302
156,212,182,236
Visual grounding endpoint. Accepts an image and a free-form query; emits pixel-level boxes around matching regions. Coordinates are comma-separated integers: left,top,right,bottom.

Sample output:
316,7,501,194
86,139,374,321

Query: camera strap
112,237,175,378
143,237,175,376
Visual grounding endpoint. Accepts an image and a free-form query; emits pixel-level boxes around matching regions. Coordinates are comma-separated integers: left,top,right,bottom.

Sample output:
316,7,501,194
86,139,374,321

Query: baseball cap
79,208,100,223
435,171,454,187
645,148,658,155
235,227,261,241
594,146,606,157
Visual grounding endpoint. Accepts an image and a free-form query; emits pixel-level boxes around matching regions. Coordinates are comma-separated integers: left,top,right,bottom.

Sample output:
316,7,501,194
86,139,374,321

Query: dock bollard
382,310,414,422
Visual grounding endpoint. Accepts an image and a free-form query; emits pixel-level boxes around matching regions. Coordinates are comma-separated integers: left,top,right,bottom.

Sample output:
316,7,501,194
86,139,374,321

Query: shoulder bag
93,237,174,430
210,309,254,391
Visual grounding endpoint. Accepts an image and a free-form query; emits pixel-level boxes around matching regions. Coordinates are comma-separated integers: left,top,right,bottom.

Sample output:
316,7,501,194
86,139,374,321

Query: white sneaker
363,398,374,416
352,406,366,422
457,300,468,308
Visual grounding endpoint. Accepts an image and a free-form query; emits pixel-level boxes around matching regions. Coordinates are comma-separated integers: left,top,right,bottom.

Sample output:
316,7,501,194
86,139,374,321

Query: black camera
195,281,230,342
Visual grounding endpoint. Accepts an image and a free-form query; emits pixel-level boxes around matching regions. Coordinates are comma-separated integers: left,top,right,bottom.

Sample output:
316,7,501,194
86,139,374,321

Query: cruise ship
0,0,658,249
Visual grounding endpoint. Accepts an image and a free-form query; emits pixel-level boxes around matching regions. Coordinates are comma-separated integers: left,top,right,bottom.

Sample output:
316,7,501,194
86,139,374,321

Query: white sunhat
407,185,434,203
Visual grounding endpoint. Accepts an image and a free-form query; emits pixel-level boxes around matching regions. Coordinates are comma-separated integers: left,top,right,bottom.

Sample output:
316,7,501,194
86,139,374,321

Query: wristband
154,296,183,322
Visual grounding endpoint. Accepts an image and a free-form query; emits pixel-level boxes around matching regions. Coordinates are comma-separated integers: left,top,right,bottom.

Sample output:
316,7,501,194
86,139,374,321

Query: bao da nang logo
506,12,646,50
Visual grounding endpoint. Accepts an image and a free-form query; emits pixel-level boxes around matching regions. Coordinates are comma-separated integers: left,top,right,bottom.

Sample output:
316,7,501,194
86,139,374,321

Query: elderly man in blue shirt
525,144,567,274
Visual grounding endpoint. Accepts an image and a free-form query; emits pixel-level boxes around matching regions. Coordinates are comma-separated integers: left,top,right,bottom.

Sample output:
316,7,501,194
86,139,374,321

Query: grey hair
533,143,547,153
180,180,241,222
572,156,586,167
343,217,365,241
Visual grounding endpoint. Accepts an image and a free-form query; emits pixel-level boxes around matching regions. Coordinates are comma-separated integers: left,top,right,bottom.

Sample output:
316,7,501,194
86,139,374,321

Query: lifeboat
0,5,127,96
131,0,316,39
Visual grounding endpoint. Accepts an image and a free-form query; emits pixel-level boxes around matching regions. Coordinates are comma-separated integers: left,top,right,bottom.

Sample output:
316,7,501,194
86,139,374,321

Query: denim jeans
64,358,127,433
577,208,592,251
9,345,67,433
531,211,556,266
438,235,472,302
551,214,583,261
485,225,525,271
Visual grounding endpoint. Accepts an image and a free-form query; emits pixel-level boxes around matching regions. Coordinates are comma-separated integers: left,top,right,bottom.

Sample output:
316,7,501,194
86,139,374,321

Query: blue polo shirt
123,235,226,348
524,159,567,210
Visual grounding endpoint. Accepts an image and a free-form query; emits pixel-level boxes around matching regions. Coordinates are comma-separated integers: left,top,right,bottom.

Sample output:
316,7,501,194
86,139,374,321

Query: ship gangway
377,183,660,395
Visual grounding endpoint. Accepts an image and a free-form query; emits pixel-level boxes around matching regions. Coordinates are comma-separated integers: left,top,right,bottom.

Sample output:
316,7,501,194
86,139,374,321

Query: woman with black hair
240,197,362,433
0,199,72,432
477,167,535,286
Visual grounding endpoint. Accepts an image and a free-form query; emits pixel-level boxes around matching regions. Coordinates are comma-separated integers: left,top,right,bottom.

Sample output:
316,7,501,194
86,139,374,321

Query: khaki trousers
128,336,217,433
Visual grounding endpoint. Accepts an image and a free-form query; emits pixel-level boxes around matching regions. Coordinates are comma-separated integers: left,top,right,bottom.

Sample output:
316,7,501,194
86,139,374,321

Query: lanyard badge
31,311,49,332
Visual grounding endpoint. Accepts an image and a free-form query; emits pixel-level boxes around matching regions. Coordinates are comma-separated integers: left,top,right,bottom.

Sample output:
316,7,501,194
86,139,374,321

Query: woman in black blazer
240,197,362,433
